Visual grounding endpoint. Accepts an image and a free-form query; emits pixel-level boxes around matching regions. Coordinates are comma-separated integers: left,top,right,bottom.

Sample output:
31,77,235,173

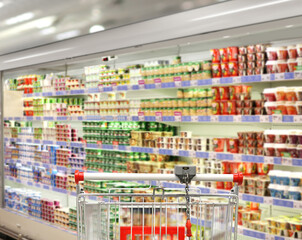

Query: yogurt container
286,144,298,158
288,186,301,200
276,47,288,60
266,60,277,73
274,143,288,157
288,130,299,144
276,87,287,101
297,130,302,144
276,60,288,73
268,184,277,197
276,130,289,143
269,170,281,184
296,101,302,114
285,101,298,115
266,47,277,60
288,45,298,59
264,102,277,115
263,88,276,102
285,87,298,101
264,143,275,156
278,185,289,199
297,145,302,158
297,44,302,57
287,59,298,72
290,172,302,187
276,101,287,115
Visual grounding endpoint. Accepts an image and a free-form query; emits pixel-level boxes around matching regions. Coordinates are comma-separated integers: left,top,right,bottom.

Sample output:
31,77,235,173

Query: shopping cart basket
74,166,243,240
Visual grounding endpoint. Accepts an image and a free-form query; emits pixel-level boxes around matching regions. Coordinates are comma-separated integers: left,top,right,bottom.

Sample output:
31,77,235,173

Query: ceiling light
35,16,56,29
6,12,35,25
0,2,4,8
89,25,105,33
192,0,293,22
56,30,80,40
286,25,294,28
223,35,230,39
41,27,56,35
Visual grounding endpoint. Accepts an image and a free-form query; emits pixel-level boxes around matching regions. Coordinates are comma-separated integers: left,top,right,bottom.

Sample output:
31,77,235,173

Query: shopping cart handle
75,170,244,185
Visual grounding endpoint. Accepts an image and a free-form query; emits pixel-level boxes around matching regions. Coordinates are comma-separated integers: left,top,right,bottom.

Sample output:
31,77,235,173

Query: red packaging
257,138,264,147
239,46,247,55
247,53,256,62
266,48,277,60
229,86,237,100
211,101,221,115
247,61,256,69
237,132,246,139
219,48,228,63
247,132,256,140
276,60,288,73
254,107,264,115
245,162,257,175
247,139,257,147
235,100,244,107
256,60,265,67
228,61,239,76
226,138,239,153
239,62,247,70
257,147,264,156
266,60,277,73
238,138,245,146
276,102,287,115
256,44,266,53
255,100,265,108
221,63,230,77
244,100,255,108
241,85,252,100
255,67,265,75
247,68,255,75
227,100,236,115
222,161,231,174
220,100,229,115
224,182,233,190
219,86,230,100
238,54,247,63
211,49,220,63
212,63,222,78
212,138,225,152
238,146,245,154
286,102,298,115
288,59,297,72
237,162,246,175
236,107,244,115
247,45,256,54
256,52,266,61
288,46,298,59
257,163,273,175
276,47,288,60
231,85,243,100
212,86,220,100
228,46,239,61
239,69,246,76
216,181,225,189
243,107,253,115
230,162,239,173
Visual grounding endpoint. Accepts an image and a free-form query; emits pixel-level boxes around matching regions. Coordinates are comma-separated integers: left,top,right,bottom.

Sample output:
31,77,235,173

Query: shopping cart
74,166,243,240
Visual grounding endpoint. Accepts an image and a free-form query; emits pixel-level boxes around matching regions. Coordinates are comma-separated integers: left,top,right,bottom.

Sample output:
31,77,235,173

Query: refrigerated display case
1,1,302,240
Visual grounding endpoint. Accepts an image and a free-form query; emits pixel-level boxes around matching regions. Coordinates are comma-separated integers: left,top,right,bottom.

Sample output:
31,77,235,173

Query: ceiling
0,0,228,55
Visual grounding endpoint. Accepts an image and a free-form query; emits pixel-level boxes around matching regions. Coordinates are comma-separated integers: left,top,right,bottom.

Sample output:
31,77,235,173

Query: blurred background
0,0,229,55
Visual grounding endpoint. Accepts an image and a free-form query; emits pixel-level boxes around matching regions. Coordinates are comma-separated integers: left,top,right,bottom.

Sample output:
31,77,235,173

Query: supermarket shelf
238,226,297,240
4,158,81,174
3,208,77,236
22,72,302,98
5,175,302,209
5,115,302,124
5,176,77,197
5,138,302,167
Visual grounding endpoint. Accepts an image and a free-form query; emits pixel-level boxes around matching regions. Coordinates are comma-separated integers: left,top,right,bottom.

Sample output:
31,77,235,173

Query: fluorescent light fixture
56,30,80,40
4,48,72,63
223,35,230,39
35,16,56,29
192,0,293,22
0,2,4,8
40,27,56,35
6,12,34,25
89,25,105,33
286,24,294,28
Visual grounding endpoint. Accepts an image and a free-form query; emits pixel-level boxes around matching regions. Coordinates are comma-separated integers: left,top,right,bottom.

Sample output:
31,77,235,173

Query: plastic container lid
274,144,287,149
296,101,302,106
286,144,297,149
297,144,302,149
264,102,277,107
264,143,276,148
276,46,287,51
288,59,297,63
263,88,276,94
284,87,295,92
276,87,287,91
290,172,302,179
266,47,276,52
266,60,277,65
285,101,297,106
268,183,277,189
288,45,296,49
277,60,287,64
276,101,286,106
288,130,300,135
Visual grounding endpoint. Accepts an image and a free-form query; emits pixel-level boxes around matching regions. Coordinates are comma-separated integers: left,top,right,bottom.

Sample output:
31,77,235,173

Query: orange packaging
219,86,230,100
211,49,220,63
245,162,257,176
212,63,222,78
230,162,239,173
227,100,237,115
212,138,225,152
221,63,230,77
226,138,239,153
237,162,246,175
220,100,229,115
222,161,231,174
211,101,221,115
228,61,239,76
219,48,228,63
276,102,287,115
230,85,243,100
256,163,273,175
228,46,239,61
286,102,297,115
224,182,233,190
216,181,225,189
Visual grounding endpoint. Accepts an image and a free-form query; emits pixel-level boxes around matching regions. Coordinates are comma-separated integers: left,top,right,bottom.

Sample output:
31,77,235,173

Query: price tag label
154,78,161,88
261,74,270,81
233,77,241,83
209,152,217,159
174,111,182,122
294,71,302,79
263,197,273,205
112,85,117,92
264,157,274,164
233,115,241,122
294,115,302,123
283,157,292,166
265,234,274,240
191,116,198,122
275,73,285,81
237,227,243,235
172,149,179,156
97,141,102,149
155,112,162,122
191,80,198,86
210,188,217,194
189,151,195,158
112,141,119,150
233,154,242,161
260,115,269,122
210,115,218,122
174,77,182,87
272,115,282,123
81,140,87,147
138,80,145,90
293,201,302,209
212,78,220,85
153,148,159,154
